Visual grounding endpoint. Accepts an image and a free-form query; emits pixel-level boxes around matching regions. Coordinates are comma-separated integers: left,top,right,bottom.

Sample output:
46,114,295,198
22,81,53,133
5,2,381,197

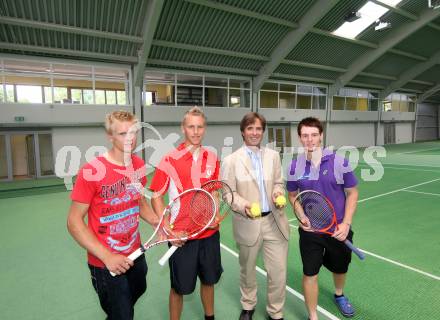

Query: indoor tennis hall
1,1,440,320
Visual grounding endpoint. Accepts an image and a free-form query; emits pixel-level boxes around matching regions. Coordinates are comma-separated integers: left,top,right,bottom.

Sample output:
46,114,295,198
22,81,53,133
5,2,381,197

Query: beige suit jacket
221,146,290,246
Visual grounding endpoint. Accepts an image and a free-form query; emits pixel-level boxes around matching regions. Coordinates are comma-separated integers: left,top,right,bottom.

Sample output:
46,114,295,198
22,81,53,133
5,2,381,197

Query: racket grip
158,245,178,266
109,248,144,276
344,240,365,260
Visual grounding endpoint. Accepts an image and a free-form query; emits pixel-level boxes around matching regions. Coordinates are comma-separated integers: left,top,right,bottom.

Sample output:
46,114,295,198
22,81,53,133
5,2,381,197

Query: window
143,72,251,108
260,81,327,110
333,88,379,111
106,90,116,105
383,93,416,112
16,85,43,103
0,58,130,105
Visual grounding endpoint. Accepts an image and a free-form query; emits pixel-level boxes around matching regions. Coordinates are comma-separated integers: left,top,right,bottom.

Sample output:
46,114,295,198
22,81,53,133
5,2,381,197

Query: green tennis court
1,141,439,320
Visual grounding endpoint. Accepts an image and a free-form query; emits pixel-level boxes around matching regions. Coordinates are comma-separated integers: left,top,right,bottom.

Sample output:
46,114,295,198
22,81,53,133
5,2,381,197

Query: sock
205,315,214,320
334,293,344,298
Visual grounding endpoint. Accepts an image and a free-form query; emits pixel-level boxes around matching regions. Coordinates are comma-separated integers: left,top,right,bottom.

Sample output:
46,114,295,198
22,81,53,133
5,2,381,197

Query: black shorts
169,231,223,295
298,228,354,276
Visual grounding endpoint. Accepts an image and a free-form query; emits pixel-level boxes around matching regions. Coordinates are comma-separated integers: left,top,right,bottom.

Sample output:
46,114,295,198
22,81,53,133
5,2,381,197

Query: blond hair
105,110,138,134
182,106,207,125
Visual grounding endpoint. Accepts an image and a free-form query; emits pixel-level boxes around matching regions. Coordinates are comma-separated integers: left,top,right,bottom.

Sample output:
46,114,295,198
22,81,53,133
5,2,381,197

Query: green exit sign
14,116,25,122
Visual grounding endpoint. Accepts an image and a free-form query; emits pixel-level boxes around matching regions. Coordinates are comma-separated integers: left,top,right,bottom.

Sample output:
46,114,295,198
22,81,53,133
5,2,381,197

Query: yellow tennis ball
250,203,261,217
275,195,287,207
169,224,174,230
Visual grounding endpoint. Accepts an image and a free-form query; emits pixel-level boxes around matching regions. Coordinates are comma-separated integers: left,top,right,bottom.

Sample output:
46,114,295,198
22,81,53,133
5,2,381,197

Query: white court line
401,189,440,197
357,178,440,203
396,147,440,155
288,217,297,222
356,161,440,169
356,163,440,173
220,243,341,320
288,225,440,281
359,249,440,281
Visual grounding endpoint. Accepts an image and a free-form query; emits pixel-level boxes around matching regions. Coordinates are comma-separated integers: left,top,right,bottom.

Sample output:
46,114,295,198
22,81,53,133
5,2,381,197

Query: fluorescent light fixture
428,0,440,9
333,0,402,39
375,20,392,31
344,11,362,22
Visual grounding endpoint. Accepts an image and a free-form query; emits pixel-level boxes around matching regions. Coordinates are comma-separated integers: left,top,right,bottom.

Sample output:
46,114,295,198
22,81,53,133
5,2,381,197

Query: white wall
52,127,110,170
0,104,133,126
326,123,375,148
395,122,413,144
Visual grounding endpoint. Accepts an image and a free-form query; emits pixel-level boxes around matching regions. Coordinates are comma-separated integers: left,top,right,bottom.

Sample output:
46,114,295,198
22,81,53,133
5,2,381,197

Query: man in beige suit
222,112,290,320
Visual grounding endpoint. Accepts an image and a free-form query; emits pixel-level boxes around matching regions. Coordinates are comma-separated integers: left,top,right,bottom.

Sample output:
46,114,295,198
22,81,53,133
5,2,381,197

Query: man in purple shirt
287,117,359,320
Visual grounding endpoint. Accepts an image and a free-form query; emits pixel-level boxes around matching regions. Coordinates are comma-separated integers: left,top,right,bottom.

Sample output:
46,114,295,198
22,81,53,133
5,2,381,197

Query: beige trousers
238,214,289,319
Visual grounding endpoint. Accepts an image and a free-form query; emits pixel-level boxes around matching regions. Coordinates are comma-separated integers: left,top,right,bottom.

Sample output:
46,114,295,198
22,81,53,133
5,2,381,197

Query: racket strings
201,180,233,218
190,190,216,228
298,192,334,230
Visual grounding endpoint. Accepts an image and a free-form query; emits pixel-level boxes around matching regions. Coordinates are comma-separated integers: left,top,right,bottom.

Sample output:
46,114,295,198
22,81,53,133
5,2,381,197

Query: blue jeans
89,255,148,320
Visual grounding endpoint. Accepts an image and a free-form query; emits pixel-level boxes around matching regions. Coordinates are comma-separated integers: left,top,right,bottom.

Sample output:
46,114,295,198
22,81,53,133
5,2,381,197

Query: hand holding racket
292,190,365,260
110,188,216,275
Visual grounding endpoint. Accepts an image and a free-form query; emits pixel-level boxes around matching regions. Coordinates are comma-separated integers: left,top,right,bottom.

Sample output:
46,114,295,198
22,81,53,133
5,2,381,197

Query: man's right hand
299,215,313,232
244,203,254,218
103,252,134,276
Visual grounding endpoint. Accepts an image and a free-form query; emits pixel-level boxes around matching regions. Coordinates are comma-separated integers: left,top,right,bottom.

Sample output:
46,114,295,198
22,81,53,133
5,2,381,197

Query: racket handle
344,240,365,260
158,245,178,266
109,248,144,276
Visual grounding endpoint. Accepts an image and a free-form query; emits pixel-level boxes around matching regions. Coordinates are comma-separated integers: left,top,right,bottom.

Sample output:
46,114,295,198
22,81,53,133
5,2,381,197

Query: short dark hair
297,117,323,136
240,112,266,133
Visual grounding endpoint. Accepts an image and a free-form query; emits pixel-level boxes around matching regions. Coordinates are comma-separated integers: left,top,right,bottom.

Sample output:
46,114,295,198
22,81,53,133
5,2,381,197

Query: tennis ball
275,195,287,207
250,203,261,218
169,224,174,230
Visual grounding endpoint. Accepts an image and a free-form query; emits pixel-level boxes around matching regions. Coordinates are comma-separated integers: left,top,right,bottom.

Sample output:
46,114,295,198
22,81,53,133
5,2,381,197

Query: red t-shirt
71,155,147,267
149,143,219,239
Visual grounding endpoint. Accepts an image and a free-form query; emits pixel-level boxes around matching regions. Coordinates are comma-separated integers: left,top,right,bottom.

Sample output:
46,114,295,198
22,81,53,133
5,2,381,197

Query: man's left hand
332,222,350,241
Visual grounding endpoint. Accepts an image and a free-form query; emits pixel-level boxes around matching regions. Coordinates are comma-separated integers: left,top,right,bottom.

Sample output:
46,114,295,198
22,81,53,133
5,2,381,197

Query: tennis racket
292,190,365,260
201,180,234,223
110,187,216,276
157,185,218,266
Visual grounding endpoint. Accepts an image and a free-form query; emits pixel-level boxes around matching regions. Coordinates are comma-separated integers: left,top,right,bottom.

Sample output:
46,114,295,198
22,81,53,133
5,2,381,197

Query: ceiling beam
418,83,440,102
133,0,164,87
380,49,440,98
411,79,434,86
0,42,137,63
0,16,143,43
330,7,440,95
150,39,429,84
271,73,334,84
252,0,339,91
152,40,269,61
184,0,297,28
147,59,258,75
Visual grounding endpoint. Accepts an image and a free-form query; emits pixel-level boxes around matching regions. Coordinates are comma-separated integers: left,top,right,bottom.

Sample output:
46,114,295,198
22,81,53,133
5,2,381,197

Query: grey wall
395,122,413,144
0,104,133,126
140,124,243,168
52,127,110,168
416,103,439,141
326,123,375,148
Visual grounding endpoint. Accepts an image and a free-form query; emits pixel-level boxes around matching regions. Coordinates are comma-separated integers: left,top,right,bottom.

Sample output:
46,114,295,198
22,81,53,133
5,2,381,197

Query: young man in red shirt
67,111,159,320
149,107,222,320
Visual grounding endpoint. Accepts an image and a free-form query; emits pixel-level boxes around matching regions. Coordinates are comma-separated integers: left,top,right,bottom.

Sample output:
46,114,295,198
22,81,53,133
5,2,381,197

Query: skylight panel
332,1,402,39
377,0,402,7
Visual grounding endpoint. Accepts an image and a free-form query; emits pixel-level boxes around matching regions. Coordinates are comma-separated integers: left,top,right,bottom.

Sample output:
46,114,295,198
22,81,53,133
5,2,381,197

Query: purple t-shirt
286,149,358,223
